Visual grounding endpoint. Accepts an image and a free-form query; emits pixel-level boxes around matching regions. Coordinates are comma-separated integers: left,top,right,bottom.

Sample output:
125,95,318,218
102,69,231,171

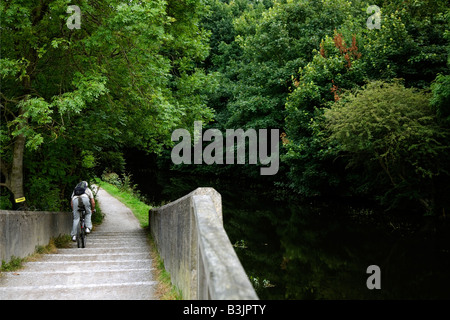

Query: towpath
0,187,157,300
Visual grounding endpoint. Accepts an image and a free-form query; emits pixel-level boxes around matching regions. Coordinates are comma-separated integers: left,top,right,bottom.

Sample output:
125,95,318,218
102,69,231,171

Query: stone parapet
0,210,72,263
149,187,258,300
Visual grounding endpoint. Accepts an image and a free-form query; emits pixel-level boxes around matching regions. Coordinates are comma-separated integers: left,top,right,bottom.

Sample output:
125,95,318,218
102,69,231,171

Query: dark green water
126,153,450,299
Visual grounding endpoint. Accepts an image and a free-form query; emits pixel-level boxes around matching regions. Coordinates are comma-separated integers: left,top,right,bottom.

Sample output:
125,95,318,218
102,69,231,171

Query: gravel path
0,187,157,300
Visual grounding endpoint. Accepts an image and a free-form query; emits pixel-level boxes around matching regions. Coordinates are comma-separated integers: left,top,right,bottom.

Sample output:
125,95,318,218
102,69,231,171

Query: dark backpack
73,182,87,196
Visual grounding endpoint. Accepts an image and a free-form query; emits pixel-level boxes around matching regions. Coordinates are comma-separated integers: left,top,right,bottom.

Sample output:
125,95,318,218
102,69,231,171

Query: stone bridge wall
149,187,258,300
0,210,72,263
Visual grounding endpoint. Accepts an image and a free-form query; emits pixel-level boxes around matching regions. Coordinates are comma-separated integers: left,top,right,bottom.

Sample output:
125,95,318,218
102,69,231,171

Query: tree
0,0,213,209
282,0,449,205
283,28,367,197
224,0,364,130
324,81,449,213
362,0,450,88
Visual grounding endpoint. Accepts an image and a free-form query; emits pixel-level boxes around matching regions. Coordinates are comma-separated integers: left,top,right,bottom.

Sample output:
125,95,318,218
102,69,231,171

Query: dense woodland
1,0,449,218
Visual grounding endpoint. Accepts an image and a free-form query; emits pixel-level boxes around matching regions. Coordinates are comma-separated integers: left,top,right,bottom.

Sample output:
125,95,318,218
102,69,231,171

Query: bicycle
76,197,87,248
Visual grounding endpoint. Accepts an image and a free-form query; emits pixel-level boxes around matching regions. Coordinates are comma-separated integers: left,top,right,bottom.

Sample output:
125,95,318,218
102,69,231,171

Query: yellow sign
15,197,26,203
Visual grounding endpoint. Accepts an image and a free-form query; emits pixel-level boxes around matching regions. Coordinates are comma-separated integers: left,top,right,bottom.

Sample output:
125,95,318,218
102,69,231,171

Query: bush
324,80,450,213
101,172,147,203
101,172,122,188
26,176,65,211
0,193,12,210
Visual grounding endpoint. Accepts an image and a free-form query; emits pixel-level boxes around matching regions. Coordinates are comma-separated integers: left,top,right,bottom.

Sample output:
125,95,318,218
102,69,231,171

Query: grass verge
148,236,183,300
95,179,182,300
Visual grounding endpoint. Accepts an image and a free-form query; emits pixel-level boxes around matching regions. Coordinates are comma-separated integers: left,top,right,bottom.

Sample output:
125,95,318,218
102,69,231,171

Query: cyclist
70,181,95,241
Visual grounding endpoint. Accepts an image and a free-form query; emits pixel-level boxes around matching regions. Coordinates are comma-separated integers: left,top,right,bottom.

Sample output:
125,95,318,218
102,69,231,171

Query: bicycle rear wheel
80,219,86,248
76,221,82,248
76,215,86,248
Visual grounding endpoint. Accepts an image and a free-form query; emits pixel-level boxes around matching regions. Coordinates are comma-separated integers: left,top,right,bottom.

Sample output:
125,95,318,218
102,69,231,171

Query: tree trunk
10,133,26,203
0,132,26,209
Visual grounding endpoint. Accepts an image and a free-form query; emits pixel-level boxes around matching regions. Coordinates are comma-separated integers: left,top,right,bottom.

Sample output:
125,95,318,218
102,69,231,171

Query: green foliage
1,256,23,273
278,0,449,211
26,176,64,211
222,0,366,130
0,194,12,210
100,172,148,204
325,81,449,212
431,73,450,124
326,81,439,174
1,0,449,215
101,172,122,188
282,30,366,197
0,0,215,209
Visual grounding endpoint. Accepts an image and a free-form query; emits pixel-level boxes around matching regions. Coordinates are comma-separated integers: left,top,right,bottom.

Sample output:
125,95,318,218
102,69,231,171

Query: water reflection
225,192,450,300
